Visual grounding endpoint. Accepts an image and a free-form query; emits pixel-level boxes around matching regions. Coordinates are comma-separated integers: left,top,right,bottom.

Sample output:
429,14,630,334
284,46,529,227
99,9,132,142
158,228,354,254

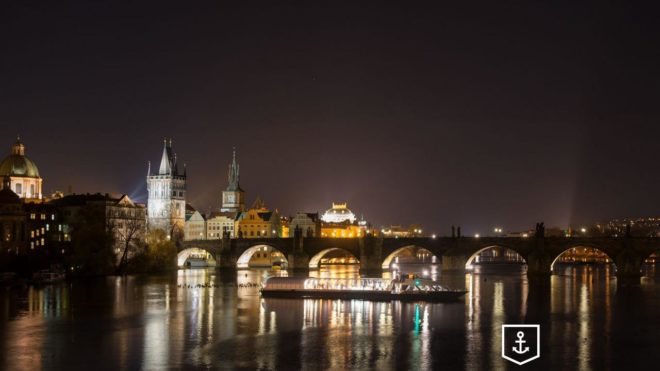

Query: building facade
184,208,206,241
0,182,26,255
236,199,282,238
55,193,146,259
319,202,367,238
289,212,321,237
206,212,237,239
147,139,186,240
0,138,43,199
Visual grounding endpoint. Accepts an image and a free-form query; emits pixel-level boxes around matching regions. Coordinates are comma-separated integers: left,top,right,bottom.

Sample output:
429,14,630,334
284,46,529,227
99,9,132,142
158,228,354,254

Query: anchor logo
512,331,529,354
502,324,540,365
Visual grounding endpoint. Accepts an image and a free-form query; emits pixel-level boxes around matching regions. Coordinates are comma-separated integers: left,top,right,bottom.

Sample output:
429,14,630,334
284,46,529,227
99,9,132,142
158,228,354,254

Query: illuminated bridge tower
147,139,186,241
220,148,245,213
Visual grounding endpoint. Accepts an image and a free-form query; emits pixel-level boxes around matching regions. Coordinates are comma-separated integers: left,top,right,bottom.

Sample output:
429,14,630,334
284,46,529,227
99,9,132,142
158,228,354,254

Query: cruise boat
261,275,467,302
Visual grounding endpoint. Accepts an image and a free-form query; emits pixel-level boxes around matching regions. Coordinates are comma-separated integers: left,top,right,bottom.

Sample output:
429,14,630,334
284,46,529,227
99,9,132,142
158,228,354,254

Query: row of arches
177,245,660,275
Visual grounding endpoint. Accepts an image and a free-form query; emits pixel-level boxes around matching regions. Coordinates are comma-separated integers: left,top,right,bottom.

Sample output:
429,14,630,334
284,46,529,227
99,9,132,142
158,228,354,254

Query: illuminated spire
158,138,171,174
226,147,242,191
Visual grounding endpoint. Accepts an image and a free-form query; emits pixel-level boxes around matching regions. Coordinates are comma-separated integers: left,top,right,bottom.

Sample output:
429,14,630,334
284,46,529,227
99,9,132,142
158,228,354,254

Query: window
15,183,22,194
30,184,35,197
30,242,34,249
30,213,35,220
46,224,49,231
51,214,55,221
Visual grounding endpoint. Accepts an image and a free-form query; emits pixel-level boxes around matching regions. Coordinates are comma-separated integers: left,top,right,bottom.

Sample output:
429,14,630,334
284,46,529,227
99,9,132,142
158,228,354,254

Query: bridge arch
550,245,617,273
381,245,439,269
464,245,526,270
177,247,216,268
236,244,288,269
308,248,360,269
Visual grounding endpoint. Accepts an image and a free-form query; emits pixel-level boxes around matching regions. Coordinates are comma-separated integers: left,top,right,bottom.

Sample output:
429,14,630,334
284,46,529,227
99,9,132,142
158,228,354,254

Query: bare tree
113,213,145,274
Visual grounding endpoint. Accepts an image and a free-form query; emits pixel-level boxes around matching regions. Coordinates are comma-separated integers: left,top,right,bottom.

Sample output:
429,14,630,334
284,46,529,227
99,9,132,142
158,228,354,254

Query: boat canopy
263,277,394,291
262,277,309,290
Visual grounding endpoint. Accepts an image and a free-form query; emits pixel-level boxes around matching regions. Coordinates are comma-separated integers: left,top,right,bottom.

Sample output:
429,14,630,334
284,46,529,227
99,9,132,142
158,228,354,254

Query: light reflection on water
0,265,659,370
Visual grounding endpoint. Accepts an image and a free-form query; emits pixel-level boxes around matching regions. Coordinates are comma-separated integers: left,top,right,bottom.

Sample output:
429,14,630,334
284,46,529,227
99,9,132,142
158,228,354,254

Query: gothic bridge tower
147,139,186,241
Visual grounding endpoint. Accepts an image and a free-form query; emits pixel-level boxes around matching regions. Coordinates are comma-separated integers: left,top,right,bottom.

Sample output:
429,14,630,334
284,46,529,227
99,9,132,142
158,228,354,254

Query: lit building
236,198,282,238
319,202,367,238
220,149,245,213
381,224,424,238
146,139,186,240
280,216,290,238
184,205,206,241
206,212,237,239
289,212,321,237
321,202,356,223
0,137,43,199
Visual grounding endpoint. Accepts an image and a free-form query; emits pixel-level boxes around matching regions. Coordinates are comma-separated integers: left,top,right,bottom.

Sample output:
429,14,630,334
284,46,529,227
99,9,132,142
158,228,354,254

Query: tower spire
158,138,171,174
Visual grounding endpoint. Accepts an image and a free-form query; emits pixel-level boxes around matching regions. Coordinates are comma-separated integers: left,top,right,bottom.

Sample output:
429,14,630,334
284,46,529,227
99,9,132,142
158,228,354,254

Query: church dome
0,138,40,178
321,202,357,224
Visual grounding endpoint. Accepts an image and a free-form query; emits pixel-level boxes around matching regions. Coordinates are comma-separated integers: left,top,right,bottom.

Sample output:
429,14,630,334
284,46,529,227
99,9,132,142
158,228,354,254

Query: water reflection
0,264,658,370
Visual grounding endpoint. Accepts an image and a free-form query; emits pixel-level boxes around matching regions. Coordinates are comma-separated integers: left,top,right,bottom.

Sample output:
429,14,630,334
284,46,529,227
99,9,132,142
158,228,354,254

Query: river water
1,265,659,370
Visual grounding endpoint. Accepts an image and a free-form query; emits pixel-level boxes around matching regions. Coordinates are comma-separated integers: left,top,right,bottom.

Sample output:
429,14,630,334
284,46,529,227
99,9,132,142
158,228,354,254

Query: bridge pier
615,249,644,285
359,236,383,276
525,251,553,277
441,254,468,271
287,251,310,272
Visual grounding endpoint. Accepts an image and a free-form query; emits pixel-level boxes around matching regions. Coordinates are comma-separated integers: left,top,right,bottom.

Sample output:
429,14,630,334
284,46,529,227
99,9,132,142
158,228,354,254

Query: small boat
32,269,65,284
261,275,467,302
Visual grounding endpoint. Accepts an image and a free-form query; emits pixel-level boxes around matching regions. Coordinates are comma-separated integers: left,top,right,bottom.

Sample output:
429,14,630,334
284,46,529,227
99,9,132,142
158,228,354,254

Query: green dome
0,139,41,178
0,154,40,178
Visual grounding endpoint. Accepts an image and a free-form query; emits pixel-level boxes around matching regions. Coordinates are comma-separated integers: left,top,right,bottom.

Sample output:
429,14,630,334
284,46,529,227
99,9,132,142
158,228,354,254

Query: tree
113,214,145,274
143,229,177,273
68,205,116,276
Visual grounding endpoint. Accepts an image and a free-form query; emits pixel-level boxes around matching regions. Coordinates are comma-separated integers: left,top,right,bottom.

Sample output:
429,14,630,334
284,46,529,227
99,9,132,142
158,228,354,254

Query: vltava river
1,266,659,370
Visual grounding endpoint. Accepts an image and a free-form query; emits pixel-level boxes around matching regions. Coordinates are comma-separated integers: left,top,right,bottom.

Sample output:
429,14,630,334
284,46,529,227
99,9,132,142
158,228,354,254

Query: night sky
1,1,659,235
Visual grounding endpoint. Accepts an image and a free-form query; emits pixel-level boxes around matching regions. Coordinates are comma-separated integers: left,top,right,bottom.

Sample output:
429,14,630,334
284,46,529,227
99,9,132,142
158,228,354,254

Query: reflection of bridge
180,234,660,278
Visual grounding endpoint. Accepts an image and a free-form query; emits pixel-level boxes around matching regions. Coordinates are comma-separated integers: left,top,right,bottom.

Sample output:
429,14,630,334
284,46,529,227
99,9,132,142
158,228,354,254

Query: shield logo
501,324,540,365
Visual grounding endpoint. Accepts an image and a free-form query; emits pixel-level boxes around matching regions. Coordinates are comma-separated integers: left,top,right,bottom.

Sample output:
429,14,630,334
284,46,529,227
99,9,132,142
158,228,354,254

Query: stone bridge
180,234,660,279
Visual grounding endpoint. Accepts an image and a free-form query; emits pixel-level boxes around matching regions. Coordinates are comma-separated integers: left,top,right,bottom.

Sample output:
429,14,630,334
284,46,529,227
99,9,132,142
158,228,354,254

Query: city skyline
2,2,660,234
0,135,657,235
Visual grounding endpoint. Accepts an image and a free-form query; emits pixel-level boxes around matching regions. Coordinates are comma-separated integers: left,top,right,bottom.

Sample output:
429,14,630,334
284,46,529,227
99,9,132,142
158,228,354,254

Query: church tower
220,148,245,213
147,139,186,241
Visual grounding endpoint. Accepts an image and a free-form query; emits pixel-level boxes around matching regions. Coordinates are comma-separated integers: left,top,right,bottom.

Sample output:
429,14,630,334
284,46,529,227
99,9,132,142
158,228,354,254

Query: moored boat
32,269,65,284
261,276,467,302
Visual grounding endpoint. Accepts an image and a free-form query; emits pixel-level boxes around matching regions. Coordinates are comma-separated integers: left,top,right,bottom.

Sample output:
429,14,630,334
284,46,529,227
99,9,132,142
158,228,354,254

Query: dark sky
1,1,659,235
